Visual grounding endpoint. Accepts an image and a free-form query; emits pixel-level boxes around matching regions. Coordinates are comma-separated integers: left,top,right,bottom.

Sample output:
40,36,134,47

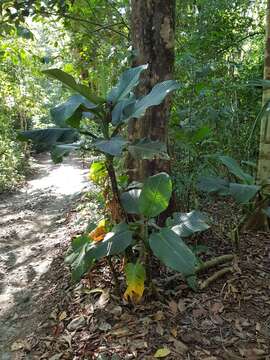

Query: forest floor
1,155,270,360
0,153,97,359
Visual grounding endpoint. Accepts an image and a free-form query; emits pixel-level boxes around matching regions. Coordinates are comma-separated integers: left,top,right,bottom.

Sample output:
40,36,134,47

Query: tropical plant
197,155,270,232
19,64,233,302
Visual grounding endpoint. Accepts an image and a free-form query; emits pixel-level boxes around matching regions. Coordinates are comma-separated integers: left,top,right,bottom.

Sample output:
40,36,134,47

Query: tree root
200,267,233,290
195,254,234,274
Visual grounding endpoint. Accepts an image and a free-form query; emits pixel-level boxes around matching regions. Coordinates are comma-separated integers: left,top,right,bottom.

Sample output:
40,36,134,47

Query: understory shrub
0,112,27,192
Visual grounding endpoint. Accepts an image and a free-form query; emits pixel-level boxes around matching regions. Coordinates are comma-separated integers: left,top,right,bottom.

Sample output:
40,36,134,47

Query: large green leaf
43,69,104,104
167,211,210,237
217,155,254,184
120,189,142,214
65,235,94,282
87,223,133,259
51,94,97,128
107,64,148,104
18,128,79,151
123,80,180,121
93,136,128,156
139,173,172,217
111,98,136,125
128,138,169,160
149,228,198,276
197,176,230,196
229,183,260,204
66,224,133,282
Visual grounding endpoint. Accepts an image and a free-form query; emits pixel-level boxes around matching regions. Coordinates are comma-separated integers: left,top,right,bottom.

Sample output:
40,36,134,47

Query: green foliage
149,228,198,277
138,173,172,218
198,155,261,205
19,63,214,299
166,211,210,238
0,113,27,192
66,223,133,281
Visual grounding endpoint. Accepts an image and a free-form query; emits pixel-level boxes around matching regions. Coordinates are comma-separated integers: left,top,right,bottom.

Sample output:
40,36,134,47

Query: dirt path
0,153,91,359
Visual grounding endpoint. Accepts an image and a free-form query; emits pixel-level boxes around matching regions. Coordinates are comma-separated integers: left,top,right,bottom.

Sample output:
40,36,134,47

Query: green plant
197,155,270,233
19,64,232,302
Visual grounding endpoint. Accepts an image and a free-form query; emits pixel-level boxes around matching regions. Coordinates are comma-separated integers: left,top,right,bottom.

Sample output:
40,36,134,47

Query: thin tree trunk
257,0,270,185
128,0,176,182
246,0,270,230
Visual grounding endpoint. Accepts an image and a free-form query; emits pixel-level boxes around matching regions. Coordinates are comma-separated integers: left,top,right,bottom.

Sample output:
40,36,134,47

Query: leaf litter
9,198,270,359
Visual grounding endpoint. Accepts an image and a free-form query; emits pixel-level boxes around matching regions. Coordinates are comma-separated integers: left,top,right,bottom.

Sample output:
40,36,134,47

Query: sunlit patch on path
0,153,90,357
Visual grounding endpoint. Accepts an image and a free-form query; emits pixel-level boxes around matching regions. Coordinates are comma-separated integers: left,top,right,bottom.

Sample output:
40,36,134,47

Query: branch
216,31,264,55
39,10,129,39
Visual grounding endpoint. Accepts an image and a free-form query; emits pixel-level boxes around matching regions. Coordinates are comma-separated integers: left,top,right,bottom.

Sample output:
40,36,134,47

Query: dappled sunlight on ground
0,153,92,356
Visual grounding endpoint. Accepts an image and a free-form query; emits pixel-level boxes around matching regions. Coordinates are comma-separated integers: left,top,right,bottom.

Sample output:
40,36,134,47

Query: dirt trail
0,153,90,359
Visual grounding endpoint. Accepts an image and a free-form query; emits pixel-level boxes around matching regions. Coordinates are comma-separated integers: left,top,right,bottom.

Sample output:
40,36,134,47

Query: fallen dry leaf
58,311,67,321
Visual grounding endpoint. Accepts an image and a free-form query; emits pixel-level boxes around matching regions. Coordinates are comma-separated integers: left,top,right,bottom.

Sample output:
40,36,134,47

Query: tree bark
128,0,176,182
257,0,270,185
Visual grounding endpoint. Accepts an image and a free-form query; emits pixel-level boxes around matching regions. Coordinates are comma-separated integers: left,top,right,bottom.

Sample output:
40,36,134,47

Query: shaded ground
0,153,94,359
14,201,270,359
1,157,270,359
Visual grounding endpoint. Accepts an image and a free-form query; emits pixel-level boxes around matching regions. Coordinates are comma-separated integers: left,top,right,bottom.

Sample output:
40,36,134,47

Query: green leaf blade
139,172,172,217
107,64,148,104
93,136,128,156
149,228,197,276
128,138,169,160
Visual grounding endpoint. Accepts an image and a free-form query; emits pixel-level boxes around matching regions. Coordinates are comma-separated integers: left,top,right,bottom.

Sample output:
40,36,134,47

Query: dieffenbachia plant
19,64,211,302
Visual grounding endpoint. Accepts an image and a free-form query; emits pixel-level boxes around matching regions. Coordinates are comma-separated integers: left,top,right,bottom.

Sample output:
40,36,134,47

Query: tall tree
257,0,270,185
128,0,176,181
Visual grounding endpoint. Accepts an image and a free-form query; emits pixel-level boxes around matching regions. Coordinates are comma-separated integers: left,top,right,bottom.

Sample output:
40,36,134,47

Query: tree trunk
128,0,176,182
246,0,270,230
257,0,270,185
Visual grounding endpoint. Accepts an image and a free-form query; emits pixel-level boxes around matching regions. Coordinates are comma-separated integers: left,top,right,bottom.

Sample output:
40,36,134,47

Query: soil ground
1,155,270,360
0,153,94,359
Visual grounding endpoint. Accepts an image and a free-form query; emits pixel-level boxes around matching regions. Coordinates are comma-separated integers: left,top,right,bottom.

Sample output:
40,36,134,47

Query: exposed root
195,254,234,273
200,267,233,290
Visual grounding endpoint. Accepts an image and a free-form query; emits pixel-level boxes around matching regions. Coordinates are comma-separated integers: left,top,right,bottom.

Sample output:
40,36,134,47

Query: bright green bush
0,113,27,192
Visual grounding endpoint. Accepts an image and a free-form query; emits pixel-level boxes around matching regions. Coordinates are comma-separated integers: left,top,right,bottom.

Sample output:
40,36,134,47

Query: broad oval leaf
128,138,169,160
93,136,128,156
112,98,136,125
43,68,105,104
66,223,133,282
120,189,142,214
139,172,172,218
197,176,230,196
65,235,93,282
18,128,79,151
86,223,133,259
149,228,197,276
229,183,260,204
107,64,148,104
217,155,254,184
168,211,210,237
123,80,180,121
51,94,97,128
123,262,146,303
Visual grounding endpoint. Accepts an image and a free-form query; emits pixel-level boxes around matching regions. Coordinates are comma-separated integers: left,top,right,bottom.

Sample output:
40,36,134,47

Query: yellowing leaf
59,311,67,321
154,348,171,358
89,161,107,184
89,219,107,242
123,262,145,304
